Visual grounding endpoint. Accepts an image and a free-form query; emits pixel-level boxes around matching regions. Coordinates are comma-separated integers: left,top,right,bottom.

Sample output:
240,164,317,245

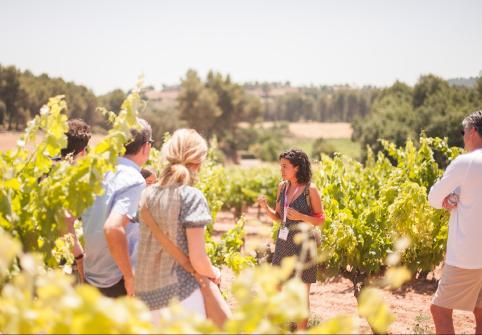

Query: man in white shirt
428,110,482,334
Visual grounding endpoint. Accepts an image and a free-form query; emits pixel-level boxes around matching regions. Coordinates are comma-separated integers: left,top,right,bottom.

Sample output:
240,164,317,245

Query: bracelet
74,253,85,261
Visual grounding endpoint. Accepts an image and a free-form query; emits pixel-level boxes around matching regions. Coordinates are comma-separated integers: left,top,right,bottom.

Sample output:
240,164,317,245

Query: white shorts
432,265,482,311
150,288,206,324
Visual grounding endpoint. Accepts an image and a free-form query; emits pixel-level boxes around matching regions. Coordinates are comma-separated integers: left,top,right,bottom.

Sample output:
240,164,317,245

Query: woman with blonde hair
135,129,221,321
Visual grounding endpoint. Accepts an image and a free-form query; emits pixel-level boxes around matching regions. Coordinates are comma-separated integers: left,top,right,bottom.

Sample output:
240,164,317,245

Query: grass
283,137,361,161
324,138,361,160
413,313,432,334
283,137,314,154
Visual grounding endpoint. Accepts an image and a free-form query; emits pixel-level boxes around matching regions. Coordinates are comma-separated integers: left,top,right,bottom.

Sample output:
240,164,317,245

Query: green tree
141,105,186,147
412,75,448,108
0,100,5,126
476,76,482,101
351,76,482,160
98,89,126,114
178,70,262,158
0,65,25,130
178,69,221,138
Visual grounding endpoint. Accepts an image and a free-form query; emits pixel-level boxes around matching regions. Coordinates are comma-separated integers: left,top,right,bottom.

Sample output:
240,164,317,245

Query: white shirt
428,148,482,269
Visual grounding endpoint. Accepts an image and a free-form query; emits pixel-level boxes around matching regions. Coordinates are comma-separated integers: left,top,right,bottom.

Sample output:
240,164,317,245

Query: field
285,121,352,139
285,137,361,160
243,121,353,139
0,131,105,152
239,121,361,159
1,122,361,159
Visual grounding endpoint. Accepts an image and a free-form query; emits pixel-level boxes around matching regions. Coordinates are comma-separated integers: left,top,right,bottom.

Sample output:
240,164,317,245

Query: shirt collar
117,157,141,172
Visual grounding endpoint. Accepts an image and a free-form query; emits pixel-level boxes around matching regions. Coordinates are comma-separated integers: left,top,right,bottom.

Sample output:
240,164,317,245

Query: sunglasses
461,127,476,136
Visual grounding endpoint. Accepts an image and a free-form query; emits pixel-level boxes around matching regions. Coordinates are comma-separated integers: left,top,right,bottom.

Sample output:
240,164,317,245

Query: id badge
278,227,289,241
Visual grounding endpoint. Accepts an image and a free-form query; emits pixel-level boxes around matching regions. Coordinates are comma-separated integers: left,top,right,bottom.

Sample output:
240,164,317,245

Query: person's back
136,184,210,310
82,159,145,286
135,128,222,322
81,118,152,297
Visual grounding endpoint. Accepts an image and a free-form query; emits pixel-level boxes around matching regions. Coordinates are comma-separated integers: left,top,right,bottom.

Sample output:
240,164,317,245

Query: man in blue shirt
81,118,152,297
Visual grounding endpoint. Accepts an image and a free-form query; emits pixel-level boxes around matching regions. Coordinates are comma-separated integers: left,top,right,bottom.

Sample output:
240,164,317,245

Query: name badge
278,227,289,241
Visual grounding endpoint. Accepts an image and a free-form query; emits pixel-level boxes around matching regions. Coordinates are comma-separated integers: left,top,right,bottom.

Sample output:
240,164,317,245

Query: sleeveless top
272,182,317,283
135,184,211,310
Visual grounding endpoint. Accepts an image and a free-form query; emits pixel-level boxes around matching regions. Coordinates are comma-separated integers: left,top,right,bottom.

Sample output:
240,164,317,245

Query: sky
1,0,481,94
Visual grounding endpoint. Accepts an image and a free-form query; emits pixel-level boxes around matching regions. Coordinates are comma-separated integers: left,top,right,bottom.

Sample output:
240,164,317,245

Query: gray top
135,184,211,310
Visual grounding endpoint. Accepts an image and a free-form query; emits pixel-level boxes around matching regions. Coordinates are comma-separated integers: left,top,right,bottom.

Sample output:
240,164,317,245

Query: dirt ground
239,121,353,139
0,131,104,152
215,206,476,334
0,123,350,152
287,122,352,139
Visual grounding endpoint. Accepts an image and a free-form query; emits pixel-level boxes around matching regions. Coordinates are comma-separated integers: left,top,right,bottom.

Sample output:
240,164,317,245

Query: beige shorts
432,265,482,311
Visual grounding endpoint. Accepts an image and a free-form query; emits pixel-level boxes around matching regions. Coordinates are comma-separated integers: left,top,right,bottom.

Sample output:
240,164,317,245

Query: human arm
258,182,283,222
286,183,325,226
186,227,221,284
104,212,134,295
103,183,144,296
428,156,467,209
64,210,85,283
181,187,220,284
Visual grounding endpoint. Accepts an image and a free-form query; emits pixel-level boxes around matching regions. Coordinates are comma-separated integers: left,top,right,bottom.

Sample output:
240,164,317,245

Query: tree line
0,64,130,132
2,64,481,163
352,75,482,160
261,85,377,123
0,65,376,132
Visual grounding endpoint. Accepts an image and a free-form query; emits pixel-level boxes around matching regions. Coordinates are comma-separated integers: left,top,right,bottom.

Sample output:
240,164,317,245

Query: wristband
313,213,325,220
74,253,85,261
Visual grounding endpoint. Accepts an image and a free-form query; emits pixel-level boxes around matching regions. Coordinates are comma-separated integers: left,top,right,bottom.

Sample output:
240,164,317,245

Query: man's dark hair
279,149,312,184
141,166,156,179
124,118,153,155
462,110,482,137
61,119,91,158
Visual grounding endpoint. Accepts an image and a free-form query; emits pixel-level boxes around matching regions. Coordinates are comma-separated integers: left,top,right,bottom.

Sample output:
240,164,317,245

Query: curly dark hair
279,149,312,184
61,119,91,158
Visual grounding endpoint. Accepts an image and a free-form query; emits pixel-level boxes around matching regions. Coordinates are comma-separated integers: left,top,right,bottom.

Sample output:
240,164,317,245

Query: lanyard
283,184,299,224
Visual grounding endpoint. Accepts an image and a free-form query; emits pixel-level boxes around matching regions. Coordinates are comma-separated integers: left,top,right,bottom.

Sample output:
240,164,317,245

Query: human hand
210,266,221,286
287,207,305,221
258,195,268,210
124,275,135,297
75,257,85,284
442,195,457,211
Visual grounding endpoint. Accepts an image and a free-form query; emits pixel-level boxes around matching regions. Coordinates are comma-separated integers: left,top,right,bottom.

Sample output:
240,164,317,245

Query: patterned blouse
135,184,211,310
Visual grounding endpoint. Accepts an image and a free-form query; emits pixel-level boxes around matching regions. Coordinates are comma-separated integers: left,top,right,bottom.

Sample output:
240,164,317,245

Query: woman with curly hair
258,148,325,329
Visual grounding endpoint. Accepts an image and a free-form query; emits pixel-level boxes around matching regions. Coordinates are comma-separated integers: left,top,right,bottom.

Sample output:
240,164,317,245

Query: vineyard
0,92,467,333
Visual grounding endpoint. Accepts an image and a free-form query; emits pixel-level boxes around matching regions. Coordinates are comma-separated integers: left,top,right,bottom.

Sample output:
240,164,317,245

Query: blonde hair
159,129,208,187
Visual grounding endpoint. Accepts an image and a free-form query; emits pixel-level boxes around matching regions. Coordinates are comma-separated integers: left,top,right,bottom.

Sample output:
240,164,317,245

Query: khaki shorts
432,265,482,311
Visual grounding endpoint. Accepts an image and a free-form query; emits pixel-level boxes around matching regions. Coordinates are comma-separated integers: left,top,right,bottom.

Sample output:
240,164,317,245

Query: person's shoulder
181,185,206,201
113,164,145,189
308,182,318,192
450,152,474,166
